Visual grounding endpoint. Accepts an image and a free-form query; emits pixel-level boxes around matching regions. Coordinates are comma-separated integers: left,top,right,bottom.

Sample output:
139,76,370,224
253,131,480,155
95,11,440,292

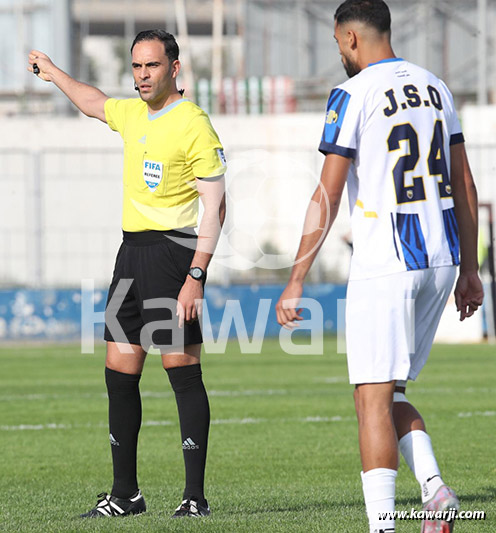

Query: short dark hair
334,0,391,34
130,29,180,62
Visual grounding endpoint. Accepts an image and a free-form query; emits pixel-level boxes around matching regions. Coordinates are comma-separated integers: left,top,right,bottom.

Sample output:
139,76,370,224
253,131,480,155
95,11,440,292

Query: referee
28,30,226,518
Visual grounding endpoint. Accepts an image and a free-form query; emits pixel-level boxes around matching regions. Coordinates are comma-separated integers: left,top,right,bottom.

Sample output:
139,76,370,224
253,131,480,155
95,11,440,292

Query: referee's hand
276,281,304,330
27,50,53,82
177,277,204,328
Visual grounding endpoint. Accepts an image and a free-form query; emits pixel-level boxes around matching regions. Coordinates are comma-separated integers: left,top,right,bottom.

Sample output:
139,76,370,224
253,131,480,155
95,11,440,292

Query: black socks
167,364,210,505
105,367,142,499
104,364,210,505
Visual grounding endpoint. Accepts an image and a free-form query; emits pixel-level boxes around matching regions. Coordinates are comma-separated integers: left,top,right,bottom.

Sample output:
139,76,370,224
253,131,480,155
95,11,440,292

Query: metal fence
0,148,123,287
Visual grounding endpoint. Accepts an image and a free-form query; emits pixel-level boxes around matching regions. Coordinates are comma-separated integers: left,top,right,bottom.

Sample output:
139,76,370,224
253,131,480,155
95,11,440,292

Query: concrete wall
1,107,495,289
0,112,352,287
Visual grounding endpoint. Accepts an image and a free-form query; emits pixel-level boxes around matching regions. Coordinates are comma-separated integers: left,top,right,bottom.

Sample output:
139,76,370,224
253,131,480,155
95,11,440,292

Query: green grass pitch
0,339,494,532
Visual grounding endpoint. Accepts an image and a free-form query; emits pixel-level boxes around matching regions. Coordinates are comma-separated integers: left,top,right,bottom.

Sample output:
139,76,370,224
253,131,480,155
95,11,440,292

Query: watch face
191,267,203,279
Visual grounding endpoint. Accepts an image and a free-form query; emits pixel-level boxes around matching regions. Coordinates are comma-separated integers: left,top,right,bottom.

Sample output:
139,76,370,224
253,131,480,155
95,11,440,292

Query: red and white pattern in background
196,76,296,114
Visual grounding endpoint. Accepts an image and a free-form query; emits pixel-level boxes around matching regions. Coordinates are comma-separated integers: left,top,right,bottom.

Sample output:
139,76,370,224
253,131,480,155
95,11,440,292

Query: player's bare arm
450,142,484,320
176,176,226,327
276,154,350,329
28,50,109,122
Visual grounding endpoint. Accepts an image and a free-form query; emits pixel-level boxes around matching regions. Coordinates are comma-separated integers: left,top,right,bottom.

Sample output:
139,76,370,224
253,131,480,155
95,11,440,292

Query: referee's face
131,39,180,107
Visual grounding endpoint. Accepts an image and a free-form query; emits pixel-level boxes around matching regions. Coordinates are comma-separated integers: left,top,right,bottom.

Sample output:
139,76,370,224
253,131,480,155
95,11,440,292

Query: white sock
361,468,397,533
398,430,444,503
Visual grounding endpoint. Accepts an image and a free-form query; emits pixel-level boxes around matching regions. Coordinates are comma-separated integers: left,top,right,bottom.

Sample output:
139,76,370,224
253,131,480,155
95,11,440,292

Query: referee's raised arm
28,50,109,122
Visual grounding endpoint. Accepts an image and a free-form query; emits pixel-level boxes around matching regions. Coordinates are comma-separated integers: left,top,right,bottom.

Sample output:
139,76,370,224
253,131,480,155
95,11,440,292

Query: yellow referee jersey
105,98,227,231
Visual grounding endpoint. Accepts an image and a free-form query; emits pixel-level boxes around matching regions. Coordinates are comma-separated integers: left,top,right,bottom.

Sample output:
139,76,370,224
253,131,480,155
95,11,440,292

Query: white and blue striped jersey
319,58,463,281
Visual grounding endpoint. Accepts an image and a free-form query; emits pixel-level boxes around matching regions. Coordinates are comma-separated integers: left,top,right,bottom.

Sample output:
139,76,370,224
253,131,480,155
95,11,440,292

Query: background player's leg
105,341,147,499
395,267,460,531
392,387,425,437
354,381,397,533
393,388,459,533
393,387,445,504
163,344,210,515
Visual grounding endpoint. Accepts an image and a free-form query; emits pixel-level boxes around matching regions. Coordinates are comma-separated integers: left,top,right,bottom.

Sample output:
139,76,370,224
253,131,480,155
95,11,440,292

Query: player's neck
361,45,396,69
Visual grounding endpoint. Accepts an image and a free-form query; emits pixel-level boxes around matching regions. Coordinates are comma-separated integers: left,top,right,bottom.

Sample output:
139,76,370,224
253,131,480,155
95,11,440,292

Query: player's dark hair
335,0,391,34
130,29,180,62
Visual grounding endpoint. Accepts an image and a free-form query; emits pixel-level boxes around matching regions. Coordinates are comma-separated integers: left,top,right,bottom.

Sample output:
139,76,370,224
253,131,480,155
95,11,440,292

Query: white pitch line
0,421,173,432
313,377,347,384
409,387,496,395
0,388,297,402
4,411,491,432
301,415,355,423
140,420,175,427
211,417,265,425
0,392,109,402
120,389,290,398
4,386,494,404
0,423,72,431
457,411,496,418
1,415,355,432
210,389,289,397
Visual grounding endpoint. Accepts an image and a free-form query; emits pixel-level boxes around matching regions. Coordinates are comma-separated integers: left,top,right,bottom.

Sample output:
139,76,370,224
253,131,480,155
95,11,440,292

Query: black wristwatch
188,266,206,282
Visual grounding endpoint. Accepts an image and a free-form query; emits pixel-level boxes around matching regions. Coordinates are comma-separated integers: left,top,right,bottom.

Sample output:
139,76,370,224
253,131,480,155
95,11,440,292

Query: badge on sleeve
143,159,163,191
217,148,227,166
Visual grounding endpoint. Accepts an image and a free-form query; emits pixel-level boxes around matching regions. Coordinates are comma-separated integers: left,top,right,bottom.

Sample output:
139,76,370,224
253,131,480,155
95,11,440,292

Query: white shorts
345,266,456,384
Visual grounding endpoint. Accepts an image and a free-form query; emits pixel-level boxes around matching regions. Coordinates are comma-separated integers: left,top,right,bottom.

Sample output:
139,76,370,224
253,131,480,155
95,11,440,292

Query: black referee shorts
104,229,203,351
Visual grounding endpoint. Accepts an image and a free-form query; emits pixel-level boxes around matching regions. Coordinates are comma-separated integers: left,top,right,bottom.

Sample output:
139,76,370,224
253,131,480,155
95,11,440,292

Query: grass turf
0,339,494,532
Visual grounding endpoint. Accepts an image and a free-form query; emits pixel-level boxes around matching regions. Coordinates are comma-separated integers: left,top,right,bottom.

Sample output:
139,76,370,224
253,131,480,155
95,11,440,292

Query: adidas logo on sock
109,433,120,447
182,437,200,450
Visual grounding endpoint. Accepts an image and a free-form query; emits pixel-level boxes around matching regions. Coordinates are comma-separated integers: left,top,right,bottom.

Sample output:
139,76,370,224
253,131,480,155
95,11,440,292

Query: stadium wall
0,113,352,287
1,108,495,289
